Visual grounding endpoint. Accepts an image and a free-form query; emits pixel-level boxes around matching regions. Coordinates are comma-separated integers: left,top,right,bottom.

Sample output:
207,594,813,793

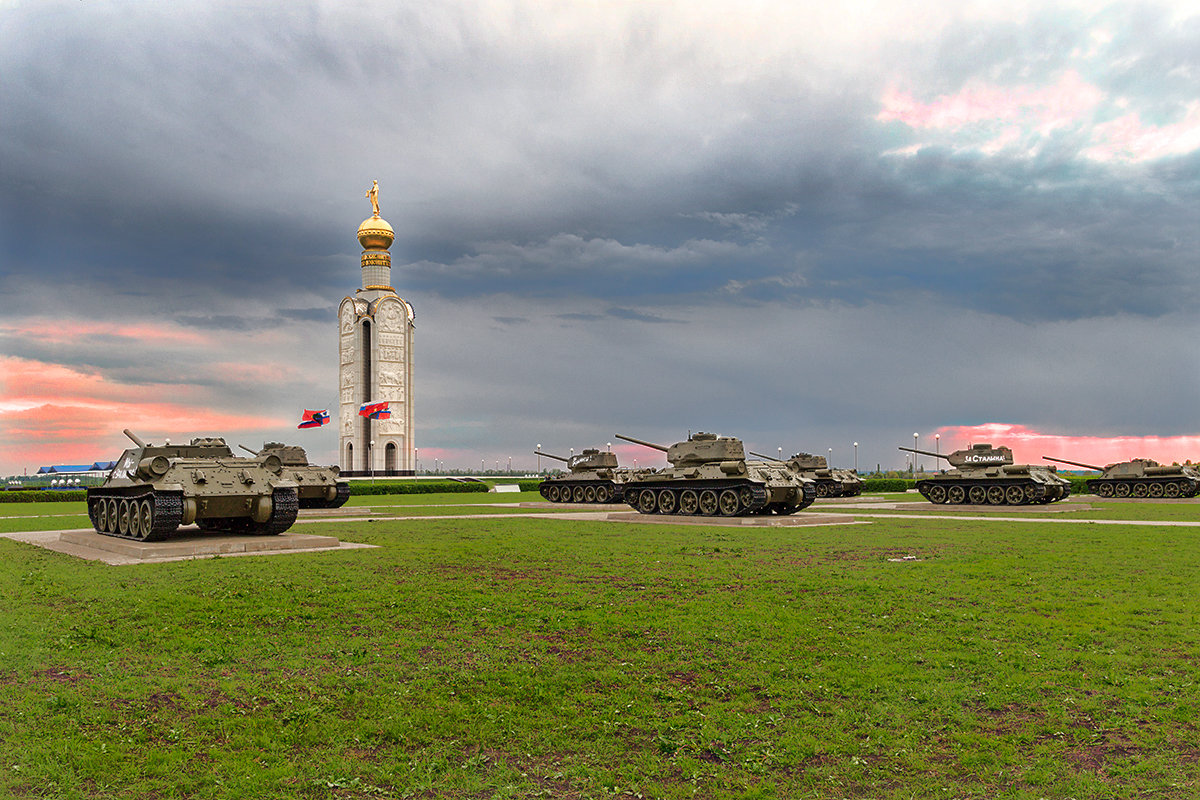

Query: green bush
1066,475,1092,496
349,480,491,496
862,478,915,493
0,489,88,503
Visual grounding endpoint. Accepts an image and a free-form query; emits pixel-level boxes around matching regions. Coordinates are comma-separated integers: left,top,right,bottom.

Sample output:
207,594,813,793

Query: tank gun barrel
1043,455,1104,471
124,429,147,448
534,450,569,463
897,445,946,460
238,444,258,456
748,451,784,462
615,433,669,453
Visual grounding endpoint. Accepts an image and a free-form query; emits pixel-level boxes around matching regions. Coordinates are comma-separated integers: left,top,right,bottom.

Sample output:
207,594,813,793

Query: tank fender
269,479,299,490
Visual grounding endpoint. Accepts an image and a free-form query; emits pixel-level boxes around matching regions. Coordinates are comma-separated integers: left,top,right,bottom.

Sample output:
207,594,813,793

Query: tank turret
750,450,864,498
895,442,1069,506
85,429,300,541
616,432,815,516
535,446,634,504
1043,455,1200,498
242,442,350,508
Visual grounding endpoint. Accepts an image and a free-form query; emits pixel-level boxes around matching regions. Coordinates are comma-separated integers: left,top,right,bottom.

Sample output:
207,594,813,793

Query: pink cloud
879,72,1200,164
0,356,289,473
1083,101,1200,163
932,422,1200,468
0,320,211,348
877,71,1103,131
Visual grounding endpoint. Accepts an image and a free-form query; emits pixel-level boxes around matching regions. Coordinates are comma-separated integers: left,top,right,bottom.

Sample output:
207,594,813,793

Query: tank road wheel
927,485,947,504
594,485,610,504
815,483,829,497
1025,484,1042,503
657,490,678,515
545,485,560,502
1096,482,1113,497
1184,482,1200,498
968,486,987,504
584,485,597,503
638,490,658,514
1148,482,1164,498
1164,482,1181,498
947,485,966,505
739,487,755,509
127,500,144,539
679,490,699,515
572,485,586,503
718,489,740,516
623,489,640,510
1114,482,1131,497
699,489,719,516
1132,483,1149,498
118,499,132,536
986,486,1005,505
94,499,108,533
139,499,154,539
1006,486,1026,505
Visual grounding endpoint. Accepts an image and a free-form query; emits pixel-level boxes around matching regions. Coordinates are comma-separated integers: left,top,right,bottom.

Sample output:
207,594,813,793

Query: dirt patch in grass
32,666,90,684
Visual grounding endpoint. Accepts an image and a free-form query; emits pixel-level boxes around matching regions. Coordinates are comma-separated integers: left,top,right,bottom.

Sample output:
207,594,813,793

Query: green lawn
1,501,1198,798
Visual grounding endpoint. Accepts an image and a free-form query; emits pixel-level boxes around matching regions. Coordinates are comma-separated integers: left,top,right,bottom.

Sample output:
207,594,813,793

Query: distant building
336,184,416,475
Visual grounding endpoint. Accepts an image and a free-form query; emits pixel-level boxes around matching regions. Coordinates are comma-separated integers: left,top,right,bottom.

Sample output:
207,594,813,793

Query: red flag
298,409,330,429
358,401,391,420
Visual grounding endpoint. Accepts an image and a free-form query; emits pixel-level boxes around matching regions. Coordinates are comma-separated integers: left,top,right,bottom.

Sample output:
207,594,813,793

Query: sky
4,0,1200,476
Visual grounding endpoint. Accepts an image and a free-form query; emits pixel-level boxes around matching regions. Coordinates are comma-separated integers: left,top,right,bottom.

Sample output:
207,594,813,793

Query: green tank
240,443,350,508
750,450,864,497
616,432,817,516
898,443,1070,505
1043,455,1200,498
535,448,641,504
86,429,299,541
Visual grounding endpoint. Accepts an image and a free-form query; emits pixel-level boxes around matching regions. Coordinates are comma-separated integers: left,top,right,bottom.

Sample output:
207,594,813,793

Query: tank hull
86,438,300,541
621,472,817,516
539,475,626,504
915,472,1070,505
1086,477,1200,498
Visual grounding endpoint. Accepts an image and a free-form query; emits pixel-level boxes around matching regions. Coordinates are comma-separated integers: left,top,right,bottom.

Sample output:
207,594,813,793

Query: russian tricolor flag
298,409,330,429
358,401,391,420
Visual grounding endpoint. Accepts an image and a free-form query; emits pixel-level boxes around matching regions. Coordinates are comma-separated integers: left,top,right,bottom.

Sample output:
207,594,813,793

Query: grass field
1,496,1198,799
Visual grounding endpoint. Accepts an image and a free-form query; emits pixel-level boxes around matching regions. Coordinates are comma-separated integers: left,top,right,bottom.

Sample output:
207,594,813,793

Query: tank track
195,487,300,535
621,480,815,517
916,479,1070,506
301,482,351,509
538,479,622,504
1087,478,1200,499
86,489,184,542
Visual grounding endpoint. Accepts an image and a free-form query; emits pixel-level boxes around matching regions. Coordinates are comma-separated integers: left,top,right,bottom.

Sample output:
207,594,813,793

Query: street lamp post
828,447,833,468
913,432,919,476
369,440,375,484
536,444,541,474
414,447,418,476
935,434,940,466
853,442,859,473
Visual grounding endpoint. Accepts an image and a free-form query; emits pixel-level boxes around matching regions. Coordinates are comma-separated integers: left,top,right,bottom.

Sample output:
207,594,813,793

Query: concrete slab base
14,528,373,565
606,512,863,527
520,501,631,511
929,502,1091,513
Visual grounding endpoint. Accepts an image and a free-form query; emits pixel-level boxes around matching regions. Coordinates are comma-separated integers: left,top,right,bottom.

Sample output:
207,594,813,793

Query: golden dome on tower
357,215,394,250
